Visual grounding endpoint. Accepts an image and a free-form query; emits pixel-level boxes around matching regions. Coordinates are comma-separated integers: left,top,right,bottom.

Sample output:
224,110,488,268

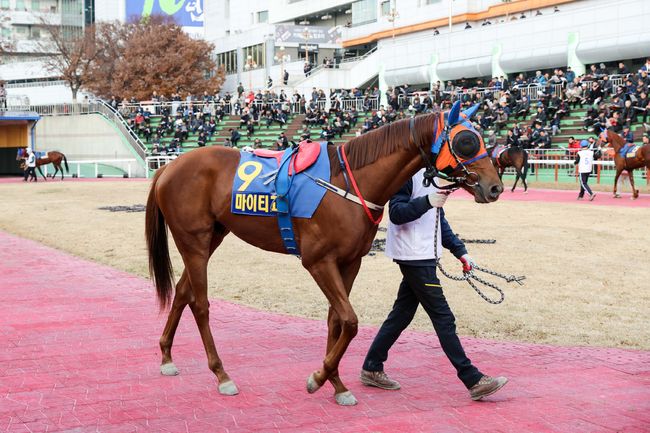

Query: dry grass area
1,180,649,350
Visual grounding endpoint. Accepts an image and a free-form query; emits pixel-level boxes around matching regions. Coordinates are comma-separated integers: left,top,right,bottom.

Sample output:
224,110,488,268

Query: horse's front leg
306,258,359,405
37,167,46,181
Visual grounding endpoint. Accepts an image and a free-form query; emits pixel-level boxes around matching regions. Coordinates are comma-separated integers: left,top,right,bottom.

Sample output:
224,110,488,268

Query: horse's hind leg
511,170,520,192
159,270,192,376
159,227,227,376
175,227,237,396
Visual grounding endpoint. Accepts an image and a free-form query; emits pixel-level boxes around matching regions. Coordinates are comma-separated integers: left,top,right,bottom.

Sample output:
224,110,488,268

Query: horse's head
427,101,503,203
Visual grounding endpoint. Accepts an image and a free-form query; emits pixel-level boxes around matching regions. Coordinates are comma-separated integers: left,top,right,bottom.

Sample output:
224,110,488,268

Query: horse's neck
353,124,435,206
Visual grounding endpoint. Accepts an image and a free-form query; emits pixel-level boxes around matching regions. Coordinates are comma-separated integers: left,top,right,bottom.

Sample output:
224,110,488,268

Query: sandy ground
1,179,649,350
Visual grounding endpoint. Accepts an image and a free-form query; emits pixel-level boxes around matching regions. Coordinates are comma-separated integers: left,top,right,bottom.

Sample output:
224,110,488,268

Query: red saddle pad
253,140,321,175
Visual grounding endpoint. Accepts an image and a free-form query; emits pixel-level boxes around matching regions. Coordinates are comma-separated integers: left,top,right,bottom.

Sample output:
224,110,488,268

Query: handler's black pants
24,167,36,181
578,172,593,197
362,264,483,389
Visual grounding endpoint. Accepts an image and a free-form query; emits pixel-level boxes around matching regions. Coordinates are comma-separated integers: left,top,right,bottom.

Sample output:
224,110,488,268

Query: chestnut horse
145,102,503,406
17,149,69,180
599,129,650,199
487,145,529,192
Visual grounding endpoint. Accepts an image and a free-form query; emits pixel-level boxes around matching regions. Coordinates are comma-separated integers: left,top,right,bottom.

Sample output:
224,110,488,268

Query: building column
379,63,388,108
567,32,585,76
236,46,244,87
491,43,507,79
429,53,440,89
265,35,275,85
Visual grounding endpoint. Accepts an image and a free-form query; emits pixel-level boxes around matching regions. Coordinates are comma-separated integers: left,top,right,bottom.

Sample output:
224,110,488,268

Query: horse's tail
63,153,69,172
145,165,174,310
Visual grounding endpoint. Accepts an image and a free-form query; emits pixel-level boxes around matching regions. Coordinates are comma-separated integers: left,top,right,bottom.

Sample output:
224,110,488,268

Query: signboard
275,25,342,45
298,44,319,53
126,0,204,27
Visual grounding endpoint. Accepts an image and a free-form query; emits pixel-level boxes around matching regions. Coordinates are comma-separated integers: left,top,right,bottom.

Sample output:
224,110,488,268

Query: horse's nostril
490,184,503,197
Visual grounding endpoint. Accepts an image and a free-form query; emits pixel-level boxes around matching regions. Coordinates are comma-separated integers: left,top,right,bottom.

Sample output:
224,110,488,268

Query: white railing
339,46,378,65
145,155,177,178
5,80,68,89
38,158,138,178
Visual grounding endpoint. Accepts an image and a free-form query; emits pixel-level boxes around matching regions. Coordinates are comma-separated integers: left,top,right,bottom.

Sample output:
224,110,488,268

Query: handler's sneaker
589,193,597,201
360,369,401,390
469,375,508,401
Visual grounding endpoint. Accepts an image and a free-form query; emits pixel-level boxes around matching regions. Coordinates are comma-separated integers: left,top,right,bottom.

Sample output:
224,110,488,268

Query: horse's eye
452,130,481,159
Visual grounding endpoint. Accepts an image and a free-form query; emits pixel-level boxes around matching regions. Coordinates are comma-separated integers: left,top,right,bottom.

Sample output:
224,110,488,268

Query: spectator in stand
567,136,581,154
277,132,289,150
636,91,649,124
304,62,312,77
223,137,233,148
237,83,244,98
617,62,630,75
267,76,273,89
534,71,547,86
505,129,519,147
283,70,289,85
197,131,207,147
566,66,576,83
621,100,637,127
246,120,255,139
621,126,634,143
586,81,604,105
230,128,241,147
533,129,551,149
253,138,263,148
494,108,508,135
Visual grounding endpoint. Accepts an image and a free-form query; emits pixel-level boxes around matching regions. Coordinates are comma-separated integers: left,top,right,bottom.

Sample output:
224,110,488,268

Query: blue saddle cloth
619,144,638,158
491,145,506,159
231,142,330,218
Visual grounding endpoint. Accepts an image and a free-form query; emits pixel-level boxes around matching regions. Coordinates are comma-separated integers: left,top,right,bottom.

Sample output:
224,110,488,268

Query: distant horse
18,149,69,180
599,129,650,199
145,102,503,406
487,145,529,192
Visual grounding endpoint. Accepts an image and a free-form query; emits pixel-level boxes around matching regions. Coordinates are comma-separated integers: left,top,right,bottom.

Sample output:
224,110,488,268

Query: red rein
339,145,383,226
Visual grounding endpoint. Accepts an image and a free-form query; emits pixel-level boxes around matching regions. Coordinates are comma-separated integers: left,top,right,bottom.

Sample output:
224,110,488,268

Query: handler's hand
459,254,475,273
427,191,450,208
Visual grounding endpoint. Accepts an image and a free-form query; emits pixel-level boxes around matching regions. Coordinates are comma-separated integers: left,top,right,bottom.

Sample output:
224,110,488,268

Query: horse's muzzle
473,183,503,203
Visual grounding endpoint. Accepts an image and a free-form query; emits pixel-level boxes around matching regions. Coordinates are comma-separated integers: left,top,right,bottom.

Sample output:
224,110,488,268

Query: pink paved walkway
456,187,650,208
1,231,649,433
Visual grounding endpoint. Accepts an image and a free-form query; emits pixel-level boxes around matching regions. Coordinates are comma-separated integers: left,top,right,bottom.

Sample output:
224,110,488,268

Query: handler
23,148,37,182
574,139,599,200
360,169,508,401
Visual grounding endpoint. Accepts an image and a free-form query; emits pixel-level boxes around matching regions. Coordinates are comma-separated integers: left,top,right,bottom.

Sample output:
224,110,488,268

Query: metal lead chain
433,208,525,305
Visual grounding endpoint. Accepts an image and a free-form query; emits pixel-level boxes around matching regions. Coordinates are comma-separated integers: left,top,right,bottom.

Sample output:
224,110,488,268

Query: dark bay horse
487,145,529,192
145,102,503,406
599,129,650,199
18,149,69,180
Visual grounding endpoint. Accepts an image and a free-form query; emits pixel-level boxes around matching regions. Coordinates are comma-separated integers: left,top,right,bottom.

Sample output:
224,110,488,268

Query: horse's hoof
306,372,322,394
614,195,621,199
335,391,358,406
218,380,239,396
160,362,179,376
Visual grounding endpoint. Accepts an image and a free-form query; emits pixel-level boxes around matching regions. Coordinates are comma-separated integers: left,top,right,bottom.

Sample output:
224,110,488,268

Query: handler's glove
459,254,475,273
427,191,450,208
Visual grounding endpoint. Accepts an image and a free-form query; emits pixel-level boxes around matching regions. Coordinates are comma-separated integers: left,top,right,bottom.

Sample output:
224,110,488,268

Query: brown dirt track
1,180,649,350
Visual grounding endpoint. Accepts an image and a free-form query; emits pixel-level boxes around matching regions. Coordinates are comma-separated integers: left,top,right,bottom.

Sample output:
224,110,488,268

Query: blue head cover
580,140,589,148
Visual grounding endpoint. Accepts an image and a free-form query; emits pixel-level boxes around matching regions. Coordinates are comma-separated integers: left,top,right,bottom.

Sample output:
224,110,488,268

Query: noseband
409,115,487,189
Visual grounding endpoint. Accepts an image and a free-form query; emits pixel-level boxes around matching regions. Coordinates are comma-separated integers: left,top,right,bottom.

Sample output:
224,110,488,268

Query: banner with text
274,25,342,46
126,0,204,27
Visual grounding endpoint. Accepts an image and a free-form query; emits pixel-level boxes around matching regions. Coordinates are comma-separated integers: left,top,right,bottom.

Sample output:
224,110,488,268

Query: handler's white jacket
385,169,443,261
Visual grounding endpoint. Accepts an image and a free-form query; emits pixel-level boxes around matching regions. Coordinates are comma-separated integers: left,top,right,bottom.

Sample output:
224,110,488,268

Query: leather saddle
253,140,321,175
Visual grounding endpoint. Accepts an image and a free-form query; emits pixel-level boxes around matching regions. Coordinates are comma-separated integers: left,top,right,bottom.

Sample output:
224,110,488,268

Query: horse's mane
328,113,437,176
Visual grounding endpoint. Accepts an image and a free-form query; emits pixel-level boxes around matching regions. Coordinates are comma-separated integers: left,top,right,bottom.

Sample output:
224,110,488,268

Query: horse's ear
461,104,480,120
448,101,461,125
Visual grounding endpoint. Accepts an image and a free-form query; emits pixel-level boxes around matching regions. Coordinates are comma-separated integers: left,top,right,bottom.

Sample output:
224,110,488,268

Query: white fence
145,155,176,178
37,159,138,178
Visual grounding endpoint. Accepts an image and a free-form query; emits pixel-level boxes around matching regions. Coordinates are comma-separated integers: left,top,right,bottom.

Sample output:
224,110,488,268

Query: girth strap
275,147,300,255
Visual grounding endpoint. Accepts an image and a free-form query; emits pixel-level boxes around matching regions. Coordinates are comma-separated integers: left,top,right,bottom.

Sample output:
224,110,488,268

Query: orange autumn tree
86,16,224,101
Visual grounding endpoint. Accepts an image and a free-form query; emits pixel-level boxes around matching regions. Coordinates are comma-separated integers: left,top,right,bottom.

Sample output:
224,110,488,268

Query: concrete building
3,0,650,103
